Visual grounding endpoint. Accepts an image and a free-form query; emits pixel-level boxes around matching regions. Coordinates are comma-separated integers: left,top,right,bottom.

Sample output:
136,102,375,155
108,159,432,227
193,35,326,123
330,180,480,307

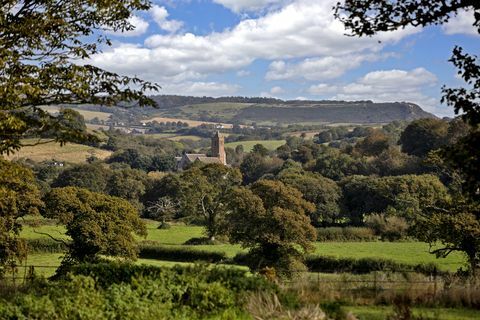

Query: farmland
5,139,112,164
225,140,286,152
20,222,466,273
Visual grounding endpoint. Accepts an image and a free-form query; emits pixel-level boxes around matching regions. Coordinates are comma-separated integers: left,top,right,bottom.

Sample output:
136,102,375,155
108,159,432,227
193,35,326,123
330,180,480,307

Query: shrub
25,238,68,254
138,242,226,263
305,256,441,275
365,213,409,241
316,227,376,242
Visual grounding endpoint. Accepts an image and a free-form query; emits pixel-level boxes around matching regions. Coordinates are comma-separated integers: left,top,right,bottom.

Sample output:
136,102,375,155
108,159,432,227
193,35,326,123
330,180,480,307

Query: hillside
150,96,437,125
65,96,437,126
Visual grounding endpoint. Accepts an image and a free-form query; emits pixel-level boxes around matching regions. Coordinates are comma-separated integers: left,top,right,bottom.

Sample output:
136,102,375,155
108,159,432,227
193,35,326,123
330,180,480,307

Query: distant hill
69,95,437,126
149,96,437,125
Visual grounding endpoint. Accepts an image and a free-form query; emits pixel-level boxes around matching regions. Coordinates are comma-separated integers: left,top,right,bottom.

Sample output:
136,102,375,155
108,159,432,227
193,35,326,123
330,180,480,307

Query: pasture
5,139,112,164
225,140,286,152
20,222,466,273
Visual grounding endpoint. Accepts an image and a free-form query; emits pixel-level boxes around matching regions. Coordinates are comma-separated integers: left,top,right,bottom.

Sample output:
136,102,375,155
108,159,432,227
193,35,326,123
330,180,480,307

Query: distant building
177,131,227,170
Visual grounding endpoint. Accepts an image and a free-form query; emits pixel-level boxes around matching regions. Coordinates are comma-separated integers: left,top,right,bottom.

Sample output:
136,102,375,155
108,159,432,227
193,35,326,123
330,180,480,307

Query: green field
5,139,112,164
20,223,466,272
225,140,286,152
314,242,466,272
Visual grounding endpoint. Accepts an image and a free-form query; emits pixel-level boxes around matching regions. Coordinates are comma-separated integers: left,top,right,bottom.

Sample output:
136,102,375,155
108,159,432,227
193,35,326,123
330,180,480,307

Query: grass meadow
225,140,286,152
20,221,466,273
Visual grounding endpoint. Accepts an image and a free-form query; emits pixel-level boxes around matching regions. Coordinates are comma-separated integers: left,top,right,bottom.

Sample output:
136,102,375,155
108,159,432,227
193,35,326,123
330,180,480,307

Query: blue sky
91,0,480,117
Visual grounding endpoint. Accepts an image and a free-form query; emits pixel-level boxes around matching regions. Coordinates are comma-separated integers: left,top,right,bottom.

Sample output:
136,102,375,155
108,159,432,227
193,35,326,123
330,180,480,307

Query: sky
90,0,480,117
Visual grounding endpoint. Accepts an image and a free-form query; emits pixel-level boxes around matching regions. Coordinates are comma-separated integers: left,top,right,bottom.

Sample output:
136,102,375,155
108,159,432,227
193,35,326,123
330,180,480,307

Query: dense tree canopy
0,0,158,154
399,119,449,157
226,180,316,277
0,159,43,276
43,187,146,265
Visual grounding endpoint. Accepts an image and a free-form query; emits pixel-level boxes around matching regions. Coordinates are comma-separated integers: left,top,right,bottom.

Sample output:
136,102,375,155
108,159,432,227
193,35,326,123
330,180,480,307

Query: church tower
211,131,227,165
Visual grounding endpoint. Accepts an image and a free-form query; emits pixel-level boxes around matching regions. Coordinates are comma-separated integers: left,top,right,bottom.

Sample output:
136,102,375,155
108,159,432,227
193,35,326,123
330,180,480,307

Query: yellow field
5,140,112,164
40,106,112,121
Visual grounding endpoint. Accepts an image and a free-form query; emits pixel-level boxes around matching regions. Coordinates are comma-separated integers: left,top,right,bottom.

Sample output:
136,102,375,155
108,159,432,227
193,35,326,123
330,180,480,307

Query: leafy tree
411,198,480,275
340,174,449,225
108,149,153,171
313,147,367,180
150,154,177,172
399,119,449,157
0,160,43,276
52,163,111,193
277,168,341,226
335,0,480,273
0,0,158,154
226,180,316,277
240,153,283,184
43,187,147,265
176,164,242,240
106,168,148,211
355,129,390,157
252,144,269,157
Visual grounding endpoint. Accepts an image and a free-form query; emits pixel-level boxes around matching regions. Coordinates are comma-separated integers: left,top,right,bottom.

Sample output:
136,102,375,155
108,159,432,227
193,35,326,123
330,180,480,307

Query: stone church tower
211,131,227,165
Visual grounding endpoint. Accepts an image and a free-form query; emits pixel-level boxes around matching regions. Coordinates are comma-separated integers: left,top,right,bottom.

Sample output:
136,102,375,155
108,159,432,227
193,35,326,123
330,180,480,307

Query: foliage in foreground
0,263,274,320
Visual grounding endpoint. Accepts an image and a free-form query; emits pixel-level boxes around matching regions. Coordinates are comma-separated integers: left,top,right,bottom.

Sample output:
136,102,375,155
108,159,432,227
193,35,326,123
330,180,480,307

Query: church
176,131,227,170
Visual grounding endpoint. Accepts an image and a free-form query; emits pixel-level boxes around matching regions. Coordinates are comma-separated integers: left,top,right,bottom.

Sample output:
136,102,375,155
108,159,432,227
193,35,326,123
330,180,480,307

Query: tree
146,196,178,229
335,0,480,274
0,159,43,276
43,187,147,265
177,164,242,241
277,169,342,226
225,180,316,278
52,163,111,193
411,198,480,275
355,129,390,157
0,0,158,155
240,153,283,184
399,119,449,157
105,167,148,211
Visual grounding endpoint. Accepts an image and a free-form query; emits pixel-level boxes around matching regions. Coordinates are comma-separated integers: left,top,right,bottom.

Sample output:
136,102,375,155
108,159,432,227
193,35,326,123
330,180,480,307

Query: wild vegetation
1,0,480,319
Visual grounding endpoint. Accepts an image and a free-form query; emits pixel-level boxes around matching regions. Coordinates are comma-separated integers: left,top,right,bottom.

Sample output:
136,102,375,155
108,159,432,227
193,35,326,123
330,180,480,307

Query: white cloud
270,86,284,94
237,70,251,77
443,10,479,36
160,81,241,97
151,5,184,33
212,0,288,13
309,68,440,113
105,15,149,37
91,0,417,85
266,54,380,81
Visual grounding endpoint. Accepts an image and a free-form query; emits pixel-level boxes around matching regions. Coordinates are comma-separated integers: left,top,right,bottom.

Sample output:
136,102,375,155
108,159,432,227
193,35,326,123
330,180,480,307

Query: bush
305,255,442,276
25,238,68,254
365,213,409,241
138,242,226,263
316,227,376,242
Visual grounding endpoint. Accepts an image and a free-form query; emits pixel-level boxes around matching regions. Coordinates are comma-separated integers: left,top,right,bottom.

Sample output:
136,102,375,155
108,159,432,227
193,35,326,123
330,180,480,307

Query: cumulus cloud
266,54,380,81
105,15,149,37
308,68,440,113
151,5,184,33
91,0,417,85
443,10,479,36
212,0,288,13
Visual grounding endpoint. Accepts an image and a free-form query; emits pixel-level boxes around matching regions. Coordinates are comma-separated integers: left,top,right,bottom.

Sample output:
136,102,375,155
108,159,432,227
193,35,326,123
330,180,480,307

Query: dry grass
39,106,112,121
5,139,112,164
